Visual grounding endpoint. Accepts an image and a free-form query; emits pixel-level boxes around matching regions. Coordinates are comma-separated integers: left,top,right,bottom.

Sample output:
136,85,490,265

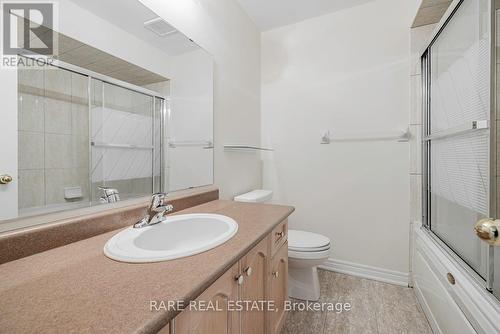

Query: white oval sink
104,214,238,263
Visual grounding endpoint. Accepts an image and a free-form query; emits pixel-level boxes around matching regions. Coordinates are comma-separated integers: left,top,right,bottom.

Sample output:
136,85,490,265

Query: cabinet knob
235,274,244,285
446,273,456,285
244,266,252,276
272,271,279,279
276,231,284,238
0,174,13,184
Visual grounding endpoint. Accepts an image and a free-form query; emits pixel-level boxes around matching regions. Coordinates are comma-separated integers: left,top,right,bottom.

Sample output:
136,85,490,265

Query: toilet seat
289,244,331,252
288,248,330,260
288,230,330,252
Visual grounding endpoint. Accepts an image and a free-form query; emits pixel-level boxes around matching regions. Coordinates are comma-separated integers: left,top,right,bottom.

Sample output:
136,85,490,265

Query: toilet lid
288,230,331,252
234,190,273,203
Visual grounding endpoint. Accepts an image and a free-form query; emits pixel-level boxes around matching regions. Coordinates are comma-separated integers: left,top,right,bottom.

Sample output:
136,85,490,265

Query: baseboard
319,258,410,287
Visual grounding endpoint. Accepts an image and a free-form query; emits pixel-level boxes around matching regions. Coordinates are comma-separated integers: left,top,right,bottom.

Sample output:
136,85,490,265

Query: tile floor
282,269,432,334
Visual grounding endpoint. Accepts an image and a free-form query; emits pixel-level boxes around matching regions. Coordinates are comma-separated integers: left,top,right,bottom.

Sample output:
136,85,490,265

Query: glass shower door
90,80,157,202
493,1,500,299
424,0,490,279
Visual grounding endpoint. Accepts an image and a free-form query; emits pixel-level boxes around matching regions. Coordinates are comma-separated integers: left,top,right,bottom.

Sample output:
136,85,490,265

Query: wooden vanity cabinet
240,236,269,334
269,241,288,334
174,262,240,334
170,220,288,334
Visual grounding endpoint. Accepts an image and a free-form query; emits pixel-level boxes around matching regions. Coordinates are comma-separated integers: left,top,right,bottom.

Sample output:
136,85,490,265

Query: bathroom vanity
169,219,289,334
0,194,294,334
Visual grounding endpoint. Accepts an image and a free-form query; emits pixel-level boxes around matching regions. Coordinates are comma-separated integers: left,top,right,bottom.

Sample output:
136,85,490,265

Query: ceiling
412,0,452,28
237,0,375,31
69,0,199,56
55,32,168,86
17,14,168,86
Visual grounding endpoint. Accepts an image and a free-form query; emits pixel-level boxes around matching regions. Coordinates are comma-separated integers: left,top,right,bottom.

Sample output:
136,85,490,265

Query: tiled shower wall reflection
18,63,90,213
18,62,163,215
409,24,436,224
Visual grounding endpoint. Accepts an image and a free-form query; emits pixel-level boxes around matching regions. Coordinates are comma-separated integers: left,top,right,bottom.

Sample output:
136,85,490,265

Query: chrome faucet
133,193,174,228
98,186,120,203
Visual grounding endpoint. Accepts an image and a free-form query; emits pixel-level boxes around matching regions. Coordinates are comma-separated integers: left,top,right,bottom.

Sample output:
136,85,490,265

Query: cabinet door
240,236,270,334
269,241,288,334
271,220,288,256
174,262,240,334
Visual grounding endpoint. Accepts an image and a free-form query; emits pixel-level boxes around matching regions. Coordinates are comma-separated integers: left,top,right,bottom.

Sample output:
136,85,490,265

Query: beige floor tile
282,298,326,334
282,270,432,334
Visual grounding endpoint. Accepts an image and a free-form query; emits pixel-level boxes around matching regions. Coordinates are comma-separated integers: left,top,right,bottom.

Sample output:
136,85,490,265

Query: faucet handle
98,186,120,203
149,193,168,211
134,195,173,228
154,204,174,213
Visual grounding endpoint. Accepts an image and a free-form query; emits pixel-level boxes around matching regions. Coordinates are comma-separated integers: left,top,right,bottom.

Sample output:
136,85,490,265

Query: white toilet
234,190,331,301
287,230,330,301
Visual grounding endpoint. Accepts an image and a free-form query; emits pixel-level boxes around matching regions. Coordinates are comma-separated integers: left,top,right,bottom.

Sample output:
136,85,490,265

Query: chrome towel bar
168,140,214,149
423,120,489,141
223,145,274,151
321,128,410,144
91,142,154,150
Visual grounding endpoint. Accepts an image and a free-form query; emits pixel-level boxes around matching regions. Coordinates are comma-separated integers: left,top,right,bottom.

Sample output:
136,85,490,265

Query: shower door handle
474,218,500,246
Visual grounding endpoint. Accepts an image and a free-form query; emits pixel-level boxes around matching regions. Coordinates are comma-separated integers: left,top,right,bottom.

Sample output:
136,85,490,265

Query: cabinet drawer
271,220,288,256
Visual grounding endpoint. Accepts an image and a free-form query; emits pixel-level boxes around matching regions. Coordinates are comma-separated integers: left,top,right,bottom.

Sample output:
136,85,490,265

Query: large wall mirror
0,0,214,228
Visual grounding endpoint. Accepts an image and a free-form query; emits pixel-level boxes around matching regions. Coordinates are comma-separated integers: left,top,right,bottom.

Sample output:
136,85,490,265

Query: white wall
139,0,262,199
261,0,412,274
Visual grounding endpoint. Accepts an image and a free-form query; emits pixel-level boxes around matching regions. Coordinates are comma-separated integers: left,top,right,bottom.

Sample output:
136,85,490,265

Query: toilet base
288,265,321,301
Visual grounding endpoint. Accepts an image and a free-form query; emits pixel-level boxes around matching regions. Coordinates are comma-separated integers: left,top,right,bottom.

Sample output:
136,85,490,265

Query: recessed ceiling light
144,17,177,37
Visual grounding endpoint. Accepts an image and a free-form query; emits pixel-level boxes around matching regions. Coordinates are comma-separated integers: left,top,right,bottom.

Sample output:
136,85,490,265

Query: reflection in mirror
1,0,213,227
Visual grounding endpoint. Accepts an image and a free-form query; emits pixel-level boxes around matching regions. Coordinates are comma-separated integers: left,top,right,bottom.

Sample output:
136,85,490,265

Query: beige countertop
0,200,294,334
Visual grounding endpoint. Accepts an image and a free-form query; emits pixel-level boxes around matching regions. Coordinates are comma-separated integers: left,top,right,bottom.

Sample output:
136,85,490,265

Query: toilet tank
234,190,273,203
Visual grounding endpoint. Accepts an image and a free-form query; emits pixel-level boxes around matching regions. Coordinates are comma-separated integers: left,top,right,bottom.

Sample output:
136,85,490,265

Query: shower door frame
21,54,169,206
421,0,497,292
